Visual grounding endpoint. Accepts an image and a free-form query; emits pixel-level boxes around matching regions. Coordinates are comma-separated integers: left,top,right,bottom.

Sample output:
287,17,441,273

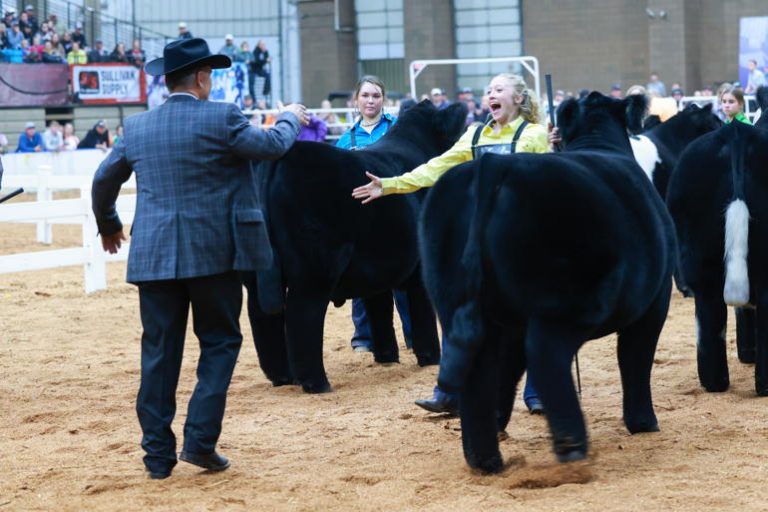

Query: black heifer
630,103,722,199
249,100,468,393
667,89,768,395
419,92,676,472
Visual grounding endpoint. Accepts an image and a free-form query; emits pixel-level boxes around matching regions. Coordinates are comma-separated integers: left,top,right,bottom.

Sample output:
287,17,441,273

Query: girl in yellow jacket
352,72,549,415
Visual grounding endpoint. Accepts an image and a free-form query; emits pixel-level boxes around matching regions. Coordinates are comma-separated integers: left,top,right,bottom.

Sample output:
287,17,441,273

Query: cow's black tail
723,123,750,306
438,157,507,392
255,159,286,315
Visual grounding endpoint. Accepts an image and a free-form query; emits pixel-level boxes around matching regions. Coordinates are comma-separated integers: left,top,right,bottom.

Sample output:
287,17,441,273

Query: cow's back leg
754,300,768,396
617,281,670,434
405,280,441,366
285,288,332,393
242,272,293,386
459,327,503,473
694,290,729,392
496,321,527,434
735,307,756,364
364,292,399,364
526,319,586,462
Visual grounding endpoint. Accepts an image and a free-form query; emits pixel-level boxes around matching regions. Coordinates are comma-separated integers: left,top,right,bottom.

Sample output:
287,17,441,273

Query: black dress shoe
179,451,230,472
415,397,458,416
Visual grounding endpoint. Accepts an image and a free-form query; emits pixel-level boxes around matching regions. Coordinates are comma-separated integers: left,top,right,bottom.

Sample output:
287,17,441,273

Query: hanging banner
210,62,250,108
71,63,147,104
739,17,768,89
0,63,69,106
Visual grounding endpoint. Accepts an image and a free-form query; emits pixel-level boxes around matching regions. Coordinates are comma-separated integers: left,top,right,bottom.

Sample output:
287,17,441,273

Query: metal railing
40,0,173,59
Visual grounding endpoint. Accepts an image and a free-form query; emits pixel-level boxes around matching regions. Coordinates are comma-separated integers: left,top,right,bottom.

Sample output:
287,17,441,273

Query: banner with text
71,63,147,104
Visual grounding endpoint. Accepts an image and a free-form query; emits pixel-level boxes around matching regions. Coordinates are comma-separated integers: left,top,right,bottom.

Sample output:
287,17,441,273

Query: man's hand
351,172,384,204
277,101,310,126
101,230,126,254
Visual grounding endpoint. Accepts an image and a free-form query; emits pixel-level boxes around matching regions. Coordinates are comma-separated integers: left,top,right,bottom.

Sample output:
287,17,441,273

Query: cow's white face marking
630,135,661,181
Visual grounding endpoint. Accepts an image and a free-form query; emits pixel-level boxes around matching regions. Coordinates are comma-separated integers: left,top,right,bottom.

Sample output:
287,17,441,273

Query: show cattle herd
242,88,768,472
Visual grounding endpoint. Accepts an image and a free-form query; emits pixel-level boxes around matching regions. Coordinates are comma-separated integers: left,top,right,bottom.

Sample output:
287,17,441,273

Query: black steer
249,100,467,393
630,103,722,199
419,92,676,472
667,87,768,395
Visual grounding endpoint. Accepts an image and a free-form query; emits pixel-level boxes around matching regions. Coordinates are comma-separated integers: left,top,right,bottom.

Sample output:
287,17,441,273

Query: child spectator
41,40,64,63
720,86,751,125
62,123,79,151
67,41,87,64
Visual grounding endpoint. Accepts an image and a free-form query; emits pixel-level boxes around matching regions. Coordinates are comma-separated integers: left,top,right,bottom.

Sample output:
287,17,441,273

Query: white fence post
36,170,53,244
80,184,107,293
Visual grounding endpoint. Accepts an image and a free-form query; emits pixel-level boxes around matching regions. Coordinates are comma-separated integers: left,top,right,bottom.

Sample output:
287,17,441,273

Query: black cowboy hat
145,38,230,76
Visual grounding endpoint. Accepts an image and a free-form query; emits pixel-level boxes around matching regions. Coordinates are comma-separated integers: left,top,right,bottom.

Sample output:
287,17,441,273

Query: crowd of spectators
0,5,146,67
0,119,113,154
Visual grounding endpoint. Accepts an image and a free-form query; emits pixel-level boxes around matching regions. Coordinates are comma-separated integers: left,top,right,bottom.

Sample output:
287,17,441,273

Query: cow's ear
624,93,647,134
702,103,713,113
556,97,580,142
433,101,469,143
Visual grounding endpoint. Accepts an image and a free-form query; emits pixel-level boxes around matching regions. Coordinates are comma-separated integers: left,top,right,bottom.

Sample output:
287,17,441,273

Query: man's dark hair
165,66,200,91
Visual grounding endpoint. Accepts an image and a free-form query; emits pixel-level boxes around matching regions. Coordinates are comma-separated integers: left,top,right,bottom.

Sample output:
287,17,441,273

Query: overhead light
646,8,656,18
659,10,667,19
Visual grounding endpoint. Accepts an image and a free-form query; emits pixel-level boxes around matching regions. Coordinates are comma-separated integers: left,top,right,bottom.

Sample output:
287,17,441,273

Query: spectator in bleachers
242,94,254,111
50,33,65,56
671,87,685,105
6,21,24,49
609,83,623,99
647,72,667,97
18,12,33,43
61,31,73,54
3,8,16,29
218,34,236,59
2,42,23,63
88,39,109,63
23,34,43,63
253,39,271,97
0,24,9,50
0,132,8,154
177,22,193,40
47,13,59,31
456,86,473,103
42,121,64,152
67,41,87,64
62,123,79,151
745,59,766,94
24,5,38,35
429,88,450,110
318,99,344,137
127,39,146,68
110,42,129,63
112,125,123,146
16,122,43,153
71,22,87,48
42,40,64,63
39,21,52,42
236,41,256,100
78,120,111,150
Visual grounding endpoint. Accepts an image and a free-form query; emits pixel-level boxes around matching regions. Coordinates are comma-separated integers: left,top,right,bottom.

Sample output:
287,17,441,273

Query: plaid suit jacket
92,94,300,283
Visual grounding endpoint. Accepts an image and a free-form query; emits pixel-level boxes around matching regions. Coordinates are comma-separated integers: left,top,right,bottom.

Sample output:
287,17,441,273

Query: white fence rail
0,175,135,294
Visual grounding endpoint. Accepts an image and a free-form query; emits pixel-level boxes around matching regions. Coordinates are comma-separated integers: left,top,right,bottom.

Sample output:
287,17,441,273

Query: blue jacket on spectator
16,132,44,153
2,48,23,63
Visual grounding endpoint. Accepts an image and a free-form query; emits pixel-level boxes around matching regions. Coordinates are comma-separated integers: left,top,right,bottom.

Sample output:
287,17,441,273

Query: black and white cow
248,100,467,393
667,87,768,395
418,92,676,472
630,103,722,199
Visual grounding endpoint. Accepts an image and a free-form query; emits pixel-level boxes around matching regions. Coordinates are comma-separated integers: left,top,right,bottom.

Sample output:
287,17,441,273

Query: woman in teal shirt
336,75,412,353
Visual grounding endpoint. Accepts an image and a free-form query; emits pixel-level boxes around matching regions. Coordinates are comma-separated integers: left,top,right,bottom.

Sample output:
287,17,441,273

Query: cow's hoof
553,437,587,463
702,382,729,393
466,452,504,474
270,376,298,387
416,353,440,367
738,352,756,364
373,352,399,364
301,381,333,394
626,419,660,434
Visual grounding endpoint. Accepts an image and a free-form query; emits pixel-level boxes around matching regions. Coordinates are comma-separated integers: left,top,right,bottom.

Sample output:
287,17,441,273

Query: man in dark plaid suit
91,38,309,480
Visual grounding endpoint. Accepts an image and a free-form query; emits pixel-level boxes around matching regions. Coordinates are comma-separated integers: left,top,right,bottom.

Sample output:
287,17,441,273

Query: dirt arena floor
2,209,768,511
